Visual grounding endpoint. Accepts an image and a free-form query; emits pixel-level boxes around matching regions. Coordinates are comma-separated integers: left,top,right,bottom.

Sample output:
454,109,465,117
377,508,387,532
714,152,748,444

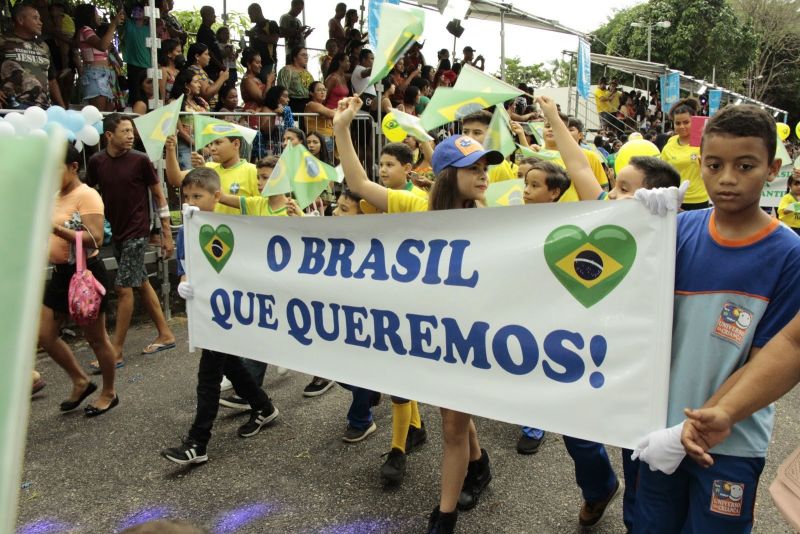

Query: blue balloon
65,129,76,142
93,121,104,136
46,105,67,126
65,110,86,133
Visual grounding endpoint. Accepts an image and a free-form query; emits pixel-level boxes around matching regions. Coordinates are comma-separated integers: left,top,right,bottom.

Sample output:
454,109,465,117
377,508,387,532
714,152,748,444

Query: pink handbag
68,230,106,326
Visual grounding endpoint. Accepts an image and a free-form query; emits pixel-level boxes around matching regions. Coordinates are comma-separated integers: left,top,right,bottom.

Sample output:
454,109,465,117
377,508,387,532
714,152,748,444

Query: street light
630,20,671,63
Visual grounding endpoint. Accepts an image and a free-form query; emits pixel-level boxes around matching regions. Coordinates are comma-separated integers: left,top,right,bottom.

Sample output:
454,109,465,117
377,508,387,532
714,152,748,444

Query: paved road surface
16,318,799,533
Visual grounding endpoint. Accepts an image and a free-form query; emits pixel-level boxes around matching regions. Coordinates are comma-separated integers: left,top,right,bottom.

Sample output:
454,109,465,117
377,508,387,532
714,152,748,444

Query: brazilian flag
544,225,637,308
261,144,337,209
194,115,257,150
485,179,524,207
131,95,183,162
420,89,495,131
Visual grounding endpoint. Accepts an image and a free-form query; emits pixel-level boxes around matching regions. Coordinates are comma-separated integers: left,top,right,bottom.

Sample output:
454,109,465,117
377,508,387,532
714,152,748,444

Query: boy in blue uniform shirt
633,104,800,532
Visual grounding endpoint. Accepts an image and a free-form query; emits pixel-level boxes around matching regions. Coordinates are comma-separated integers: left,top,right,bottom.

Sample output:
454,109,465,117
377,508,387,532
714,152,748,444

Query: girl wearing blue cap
333,95,503,534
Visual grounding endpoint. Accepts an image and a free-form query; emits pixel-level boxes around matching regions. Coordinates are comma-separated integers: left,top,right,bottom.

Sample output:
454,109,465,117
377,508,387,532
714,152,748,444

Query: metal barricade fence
1,107,378,322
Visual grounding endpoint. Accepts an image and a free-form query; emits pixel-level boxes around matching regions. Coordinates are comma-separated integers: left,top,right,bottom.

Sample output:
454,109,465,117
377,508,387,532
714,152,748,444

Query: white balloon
5,112,29,134
0,120,15,137
77,124,100,146
81,105,103,125
28,128,48,139
74,139,83,152
24,106,48,129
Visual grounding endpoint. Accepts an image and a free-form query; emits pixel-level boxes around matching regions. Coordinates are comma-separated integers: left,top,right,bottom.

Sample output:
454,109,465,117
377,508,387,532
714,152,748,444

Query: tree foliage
591,0,799,123
497,57,577,89
592,0,755,89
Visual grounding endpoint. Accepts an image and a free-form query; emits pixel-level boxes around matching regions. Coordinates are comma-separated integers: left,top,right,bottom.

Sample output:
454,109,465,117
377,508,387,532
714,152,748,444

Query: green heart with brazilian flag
199,224,234,273
544,225,636,308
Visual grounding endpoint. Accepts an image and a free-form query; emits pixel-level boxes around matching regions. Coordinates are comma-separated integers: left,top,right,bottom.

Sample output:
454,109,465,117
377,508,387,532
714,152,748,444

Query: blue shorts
634,454,764,533
80,65,116,101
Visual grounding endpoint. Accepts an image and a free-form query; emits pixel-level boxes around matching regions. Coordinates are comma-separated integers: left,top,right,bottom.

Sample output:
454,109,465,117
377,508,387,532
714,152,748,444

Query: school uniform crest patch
710,480,744,516
713,301,752,347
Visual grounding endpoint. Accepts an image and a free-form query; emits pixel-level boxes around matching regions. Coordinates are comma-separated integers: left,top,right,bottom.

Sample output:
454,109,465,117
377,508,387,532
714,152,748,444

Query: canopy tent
399,0,588,79
577,52,788,121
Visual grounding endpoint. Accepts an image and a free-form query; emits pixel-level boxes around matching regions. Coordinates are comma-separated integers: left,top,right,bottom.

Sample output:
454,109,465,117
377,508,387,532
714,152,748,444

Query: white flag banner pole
184,200,675,448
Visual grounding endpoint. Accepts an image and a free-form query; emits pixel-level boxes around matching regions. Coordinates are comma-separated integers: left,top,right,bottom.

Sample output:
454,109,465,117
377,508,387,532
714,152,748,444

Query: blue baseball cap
431,135,504,175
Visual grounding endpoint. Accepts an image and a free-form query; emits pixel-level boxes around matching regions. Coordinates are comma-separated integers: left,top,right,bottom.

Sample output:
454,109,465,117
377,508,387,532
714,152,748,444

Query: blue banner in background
368,0,401,49
577,39,591,100
708,90,722,116
660,72,680,113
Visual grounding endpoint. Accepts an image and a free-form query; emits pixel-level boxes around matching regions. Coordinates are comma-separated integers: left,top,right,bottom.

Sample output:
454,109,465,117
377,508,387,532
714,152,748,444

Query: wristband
158,206,170,219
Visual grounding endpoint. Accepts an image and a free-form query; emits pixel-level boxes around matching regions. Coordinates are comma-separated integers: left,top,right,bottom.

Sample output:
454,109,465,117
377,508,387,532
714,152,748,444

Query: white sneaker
276,367,289,376
220,376,233,392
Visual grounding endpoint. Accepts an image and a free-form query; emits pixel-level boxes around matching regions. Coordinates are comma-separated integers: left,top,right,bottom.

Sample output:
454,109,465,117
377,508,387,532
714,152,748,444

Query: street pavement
17,317,800,533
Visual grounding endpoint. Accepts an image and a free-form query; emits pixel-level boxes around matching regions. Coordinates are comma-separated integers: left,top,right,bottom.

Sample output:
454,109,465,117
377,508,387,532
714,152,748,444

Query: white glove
634,180,688,216
632,421,686,475
177,281,194,300
182,203,200,219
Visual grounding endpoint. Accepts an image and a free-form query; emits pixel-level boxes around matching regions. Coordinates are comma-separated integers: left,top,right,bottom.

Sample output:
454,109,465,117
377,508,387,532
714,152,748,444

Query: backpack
68,230,106,326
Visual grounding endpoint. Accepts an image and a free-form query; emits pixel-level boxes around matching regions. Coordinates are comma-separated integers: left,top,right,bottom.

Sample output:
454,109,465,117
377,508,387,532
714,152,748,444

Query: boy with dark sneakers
161,168,279,465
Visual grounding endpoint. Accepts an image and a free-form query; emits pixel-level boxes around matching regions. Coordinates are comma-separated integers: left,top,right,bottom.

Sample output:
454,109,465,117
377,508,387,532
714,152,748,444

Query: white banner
185,201,676,448
760,165,793,208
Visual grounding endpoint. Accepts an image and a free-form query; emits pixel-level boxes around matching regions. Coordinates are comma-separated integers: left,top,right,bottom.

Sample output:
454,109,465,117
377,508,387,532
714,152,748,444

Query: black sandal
84,395,119,418
59,382,98,412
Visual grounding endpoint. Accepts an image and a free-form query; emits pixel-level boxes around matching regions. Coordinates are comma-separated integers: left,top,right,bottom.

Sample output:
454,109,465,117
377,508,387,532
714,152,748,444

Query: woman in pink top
74,4,124,111
324,53,350,110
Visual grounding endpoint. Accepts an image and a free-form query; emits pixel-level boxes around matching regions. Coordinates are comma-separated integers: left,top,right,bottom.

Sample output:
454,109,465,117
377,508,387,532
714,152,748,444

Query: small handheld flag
194,115,257,151
132,96,183,162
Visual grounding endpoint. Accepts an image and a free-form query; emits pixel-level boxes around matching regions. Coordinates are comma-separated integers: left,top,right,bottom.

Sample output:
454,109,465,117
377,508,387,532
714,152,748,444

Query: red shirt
86,149,158,243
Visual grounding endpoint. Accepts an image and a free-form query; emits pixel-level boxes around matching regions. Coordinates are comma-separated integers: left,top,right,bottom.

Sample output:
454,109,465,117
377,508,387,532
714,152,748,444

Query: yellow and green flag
366,3,425,87
454,64,524,102
132,96,183,162
391,108,433,142
485,178,525,207
194,114,257,151
262,144,338,209
419,89,494,131
485,105,516,158
528,121,545,145
517,144,564,166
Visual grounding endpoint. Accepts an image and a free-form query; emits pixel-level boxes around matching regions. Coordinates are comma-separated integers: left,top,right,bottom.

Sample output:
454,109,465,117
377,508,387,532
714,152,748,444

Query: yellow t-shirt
543,148,606,202
387,189,428,213
660,136,707,204
778,193,800,228
239,196,289,217
488,159,519,184
361,182,427,214
594,87,610,113
207,161,260,215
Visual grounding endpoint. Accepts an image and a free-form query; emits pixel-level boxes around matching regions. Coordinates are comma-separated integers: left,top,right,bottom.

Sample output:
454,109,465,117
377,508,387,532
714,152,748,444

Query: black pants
189,349,271,447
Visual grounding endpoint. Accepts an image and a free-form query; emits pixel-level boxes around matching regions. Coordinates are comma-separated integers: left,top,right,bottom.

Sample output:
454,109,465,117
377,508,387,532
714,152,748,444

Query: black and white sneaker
237,403,279,437
161,438,208,465
219,394,250,410
342,421,377,443
303,376,335,397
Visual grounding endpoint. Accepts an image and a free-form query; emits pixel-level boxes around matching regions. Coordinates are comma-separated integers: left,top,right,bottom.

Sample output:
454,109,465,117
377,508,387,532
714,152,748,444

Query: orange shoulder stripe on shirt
708,211,780,248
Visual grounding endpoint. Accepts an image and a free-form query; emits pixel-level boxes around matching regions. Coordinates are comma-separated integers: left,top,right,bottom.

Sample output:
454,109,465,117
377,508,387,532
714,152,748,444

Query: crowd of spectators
1,0,795,175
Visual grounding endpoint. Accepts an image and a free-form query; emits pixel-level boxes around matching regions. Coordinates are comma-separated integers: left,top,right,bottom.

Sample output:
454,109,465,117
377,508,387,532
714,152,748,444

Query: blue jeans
621,448,638,532
177,141,193,170
338,383,376,430
563,436,618,503
634,454,764,534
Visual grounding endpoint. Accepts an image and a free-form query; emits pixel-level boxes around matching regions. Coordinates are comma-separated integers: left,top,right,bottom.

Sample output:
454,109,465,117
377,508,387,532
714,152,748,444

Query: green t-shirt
123,20,151,68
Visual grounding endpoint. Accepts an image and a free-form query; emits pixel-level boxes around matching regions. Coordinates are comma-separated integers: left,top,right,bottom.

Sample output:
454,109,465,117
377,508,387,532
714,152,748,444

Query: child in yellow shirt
777,172,800,236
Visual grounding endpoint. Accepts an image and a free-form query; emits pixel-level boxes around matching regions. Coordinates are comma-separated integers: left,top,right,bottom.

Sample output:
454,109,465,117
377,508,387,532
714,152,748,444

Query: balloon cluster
0,105,103,150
